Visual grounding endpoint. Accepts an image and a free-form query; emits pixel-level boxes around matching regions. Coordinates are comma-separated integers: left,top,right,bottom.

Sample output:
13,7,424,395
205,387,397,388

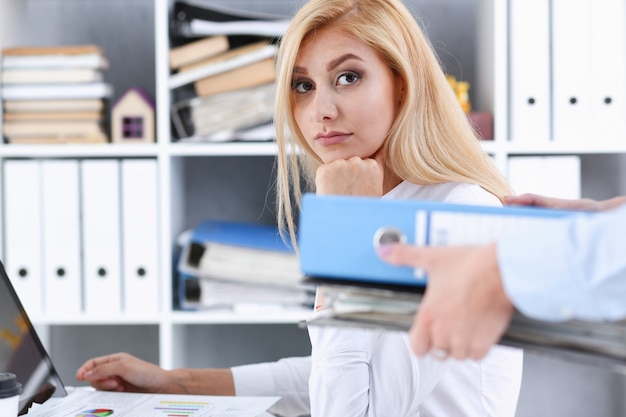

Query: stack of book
168,2,288,142
176,220,314,311
1,44,112,144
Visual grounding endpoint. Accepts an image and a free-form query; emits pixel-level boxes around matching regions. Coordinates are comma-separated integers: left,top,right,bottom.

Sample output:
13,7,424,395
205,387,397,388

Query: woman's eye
292,80,313,93
337,72,360,86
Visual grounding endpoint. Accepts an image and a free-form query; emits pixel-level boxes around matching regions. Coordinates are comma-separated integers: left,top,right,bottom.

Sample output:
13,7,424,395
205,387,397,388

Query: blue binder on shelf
298,193,579,289
175,220,301,310
177,220,295,277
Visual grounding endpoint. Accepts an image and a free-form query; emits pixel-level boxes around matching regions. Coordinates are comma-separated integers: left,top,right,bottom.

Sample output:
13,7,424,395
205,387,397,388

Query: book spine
1,83,112,100
1,54,109,69
168,44,277,89
193,58,275,97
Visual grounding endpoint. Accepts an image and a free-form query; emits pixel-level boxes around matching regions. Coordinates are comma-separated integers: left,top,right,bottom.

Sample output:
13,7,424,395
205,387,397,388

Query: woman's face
291,26,402,164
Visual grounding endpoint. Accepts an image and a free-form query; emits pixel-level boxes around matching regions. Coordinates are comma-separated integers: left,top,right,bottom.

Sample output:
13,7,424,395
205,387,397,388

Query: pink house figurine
111,87,155,143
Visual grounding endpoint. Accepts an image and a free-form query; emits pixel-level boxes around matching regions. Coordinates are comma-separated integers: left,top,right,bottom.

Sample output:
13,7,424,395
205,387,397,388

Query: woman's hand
76,352,175,393
315,152,385,196
76,352,235,395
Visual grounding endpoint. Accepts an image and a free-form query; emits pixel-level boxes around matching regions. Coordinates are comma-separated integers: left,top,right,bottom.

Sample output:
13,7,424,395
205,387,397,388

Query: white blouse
234,182,524,417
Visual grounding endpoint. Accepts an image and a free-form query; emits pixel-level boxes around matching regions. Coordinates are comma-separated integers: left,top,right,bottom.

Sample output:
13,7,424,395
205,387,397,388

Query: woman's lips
315,132,352,146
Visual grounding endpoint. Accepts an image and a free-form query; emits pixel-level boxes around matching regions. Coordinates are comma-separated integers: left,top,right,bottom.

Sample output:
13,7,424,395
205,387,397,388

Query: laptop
0,261,278,417
0,261,66,415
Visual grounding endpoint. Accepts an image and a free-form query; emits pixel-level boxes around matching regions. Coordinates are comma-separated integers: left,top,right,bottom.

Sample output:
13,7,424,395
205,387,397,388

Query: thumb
409,311,432,356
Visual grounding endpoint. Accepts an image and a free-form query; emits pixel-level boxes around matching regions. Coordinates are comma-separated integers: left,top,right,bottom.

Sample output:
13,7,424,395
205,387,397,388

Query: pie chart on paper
75,409,114,417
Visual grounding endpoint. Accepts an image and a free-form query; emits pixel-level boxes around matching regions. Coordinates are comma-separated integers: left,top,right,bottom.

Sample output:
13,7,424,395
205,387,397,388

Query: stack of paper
172,81,275,141
25,390,279,417
304,281,626,369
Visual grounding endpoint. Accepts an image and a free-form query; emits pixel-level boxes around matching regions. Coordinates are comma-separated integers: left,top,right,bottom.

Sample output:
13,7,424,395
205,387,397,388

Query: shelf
28,309,312,326
168,307,312,325
168,141,279,157
504,142,626,155
30,314,161,326
0,143,160,158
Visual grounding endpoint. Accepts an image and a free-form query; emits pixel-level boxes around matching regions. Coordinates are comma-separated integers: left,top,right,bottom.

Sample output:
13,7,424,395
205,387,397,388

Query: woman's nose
312,88,338,122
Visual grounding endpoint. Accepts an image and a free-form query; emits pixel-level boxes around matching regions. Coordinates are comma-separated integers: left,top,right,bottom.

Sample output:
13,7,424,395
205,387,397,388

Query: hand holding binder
299,193,626,367
377,243,513,360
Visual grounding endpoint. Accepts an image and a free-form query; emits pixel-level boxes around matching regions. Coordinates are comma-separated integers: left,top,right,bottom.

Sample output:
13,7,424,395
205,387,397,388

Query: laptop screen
0,262,67,415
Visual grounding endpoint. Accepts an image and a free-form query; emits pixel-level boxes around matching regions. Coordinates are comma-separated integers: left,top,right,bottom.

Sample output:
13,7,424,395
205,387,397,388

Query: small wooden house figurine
111,87,155,143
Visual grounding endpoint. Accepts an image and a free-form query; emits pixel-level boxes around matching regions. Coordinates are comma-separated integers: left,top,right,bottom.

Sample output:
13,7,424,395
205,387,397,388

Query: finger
429,334,451,362
467,333,496,360
448,332,470,360
409,310,431,356
377,243,431,269
91,378,121,391
503,193,542,206
467,342,491,361
76,355,116,379
81,357,127,382
91,378,126,392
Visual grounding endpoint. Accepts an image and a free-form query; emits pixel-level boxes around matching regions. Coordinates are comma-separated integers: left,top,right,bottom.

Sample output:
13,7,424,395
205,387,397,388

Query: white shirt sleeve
308,325,372,417
231,356,311,417
498,204,626,321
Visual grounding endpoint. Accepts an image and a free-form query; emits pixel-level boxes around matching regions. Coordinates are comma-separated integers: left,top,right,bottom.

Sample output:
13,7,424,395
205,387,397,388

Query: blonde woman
78,1,522,416
274,0,522,416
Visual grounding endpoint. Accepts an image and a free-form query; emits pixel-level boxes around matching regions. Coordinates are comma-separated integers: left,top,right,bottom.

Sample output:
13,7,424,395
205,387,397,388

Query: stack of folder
176,220,314,311
298,194,626,370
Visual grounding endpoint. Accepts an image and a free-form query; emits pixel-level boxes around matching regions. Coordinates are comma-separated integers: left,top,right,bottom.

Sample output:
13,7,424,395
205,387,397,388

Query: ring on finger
431,346,449,360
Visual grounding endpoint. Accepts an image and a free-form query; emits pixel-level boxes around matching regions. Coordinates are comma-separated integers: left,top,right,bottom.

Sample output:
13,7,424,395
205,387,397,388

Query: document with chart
25,390,279,417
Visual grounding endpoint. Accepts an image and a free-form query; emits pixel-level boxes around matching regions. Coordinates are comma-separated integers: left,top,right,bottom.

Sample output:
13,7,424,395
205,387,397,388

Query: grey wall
9,0,156,104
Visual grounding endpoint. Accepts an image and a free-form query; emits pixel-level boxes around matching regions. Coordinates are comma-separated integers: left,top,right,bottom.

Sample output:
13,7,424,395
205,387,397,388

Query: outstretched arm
504,193,626,211
76,352,234,395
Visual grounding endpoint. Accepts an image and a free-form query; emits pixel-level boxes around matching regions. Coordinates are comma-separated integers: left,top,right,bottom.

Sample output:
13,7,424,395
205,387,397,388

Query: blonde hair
274,0,511,246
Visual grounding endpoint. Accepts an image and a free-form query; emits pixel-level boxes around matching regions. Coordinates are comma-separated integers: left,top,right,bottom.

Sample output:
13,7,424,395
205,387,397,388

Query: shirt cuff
231,363,276,397
497,217,577,321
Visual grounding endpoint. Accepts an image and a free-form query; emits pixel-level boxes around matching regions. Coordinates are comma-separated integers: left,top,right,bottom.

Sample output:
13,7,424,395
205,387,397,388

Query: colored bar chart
154,400,210,416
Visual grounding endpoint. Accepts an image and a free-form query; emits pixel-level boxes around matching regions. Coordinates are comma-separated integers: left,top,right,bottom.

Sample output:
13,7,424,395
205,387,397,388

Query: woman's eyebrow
292,53,363,75
327,53,363,70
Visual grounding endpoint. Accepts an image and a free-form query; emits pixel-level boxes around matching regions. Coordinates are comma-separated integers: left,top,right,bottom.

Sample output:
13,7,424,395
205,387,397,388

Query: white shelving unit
1,3,625,413
0,0,313,381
